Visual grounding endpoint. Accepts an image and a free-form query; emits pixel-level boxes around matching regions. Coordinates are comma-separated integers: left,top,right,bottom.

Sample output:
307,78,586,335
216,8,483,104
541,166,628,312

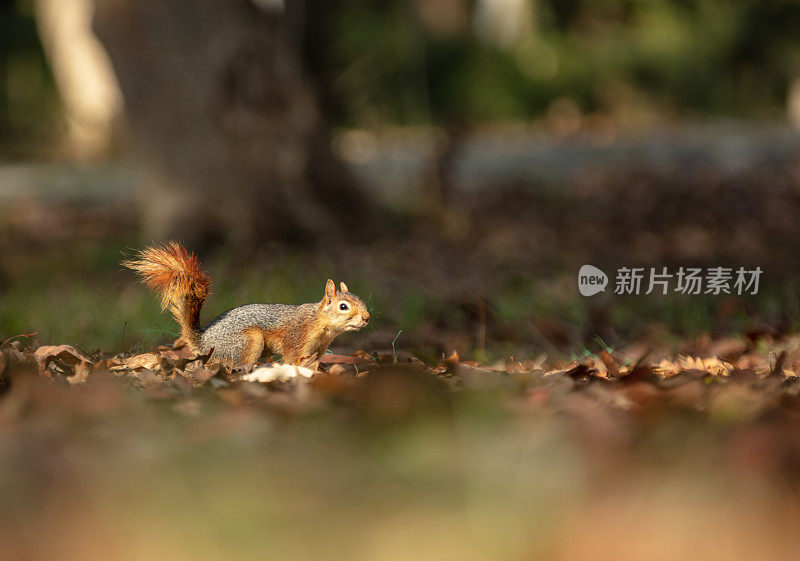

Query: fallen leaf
241,364,315,383
445,350,460,365
122,353,162,371
67,362,91,385
33,344,92,375
600,351,619,377
319,354,373,367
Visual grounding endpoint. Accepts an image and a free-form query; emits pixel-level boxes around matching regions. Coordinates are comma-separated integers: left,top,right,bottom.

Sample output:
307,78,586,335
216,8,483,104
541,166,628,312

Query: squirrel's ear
339,281,349,293
324,279,336,301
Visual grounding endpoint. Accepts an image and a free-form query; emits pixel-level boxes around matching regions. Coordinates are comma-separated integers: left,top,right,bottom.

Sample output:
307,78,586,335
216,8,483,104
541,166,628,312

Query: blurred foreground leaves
5,335,800,559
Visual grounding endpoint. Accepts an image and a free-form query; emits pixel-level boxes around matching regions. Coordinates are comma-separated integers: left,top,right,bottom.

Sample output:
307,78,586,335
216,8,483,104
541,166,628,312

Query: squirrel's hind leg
238,327,267,366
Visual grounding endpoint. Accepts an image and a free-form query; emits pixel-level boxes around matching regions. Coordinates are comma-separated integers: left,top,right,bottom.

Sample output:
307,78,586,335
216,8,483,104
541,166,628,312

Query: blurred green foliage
327,0,800,126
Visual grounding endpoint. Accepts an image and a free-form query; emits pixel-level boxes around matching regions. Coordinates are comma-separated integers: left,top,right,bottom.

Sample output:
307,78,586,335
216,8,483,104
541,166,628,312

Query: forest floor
4,334,800,561
3,145,800,559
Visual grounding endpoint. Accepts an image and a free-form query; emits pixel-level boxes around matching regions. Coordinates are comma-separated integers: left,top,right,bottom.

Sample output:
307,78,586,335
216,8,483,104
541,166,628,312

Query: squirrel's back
200,303,311,345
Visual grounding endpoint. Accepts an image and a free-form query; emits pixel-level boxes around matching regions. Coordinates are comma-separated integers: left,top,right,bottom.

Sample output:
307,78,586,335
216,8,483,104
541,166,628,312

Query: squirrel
123,242,370,368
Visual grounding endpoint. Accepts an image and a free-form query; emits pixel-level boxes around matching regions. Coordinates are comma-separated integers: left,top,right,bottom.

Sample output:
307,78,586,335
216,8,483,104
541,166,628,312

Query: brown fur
263,326,290,357
241,327,266,365
122,242,211,350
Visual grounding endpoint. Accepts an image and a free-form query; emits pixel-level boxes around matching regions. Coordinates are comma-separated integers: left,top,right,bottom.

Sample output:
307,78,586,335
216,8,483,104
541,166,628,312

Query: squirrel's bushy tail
123,242,211,350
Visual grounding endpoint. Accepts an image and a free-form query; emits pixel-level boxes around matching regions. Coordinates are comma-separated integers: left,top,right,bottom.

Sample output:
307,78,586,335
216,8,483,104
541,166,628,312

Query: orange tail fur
123,242,211,350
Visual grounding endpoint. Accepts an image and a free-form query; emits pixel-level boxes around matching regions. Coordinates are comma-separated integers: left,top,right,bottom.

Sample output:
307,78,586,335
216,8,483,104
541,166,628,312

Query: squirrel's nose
362,312,370,324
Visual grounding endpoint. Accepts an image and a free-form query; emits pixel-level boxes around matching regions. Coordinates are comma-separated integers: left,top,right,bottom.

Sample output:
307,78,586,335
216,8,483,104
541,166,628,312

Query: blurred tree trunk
790,74,800,131
34,0,124,160
93,0,370,245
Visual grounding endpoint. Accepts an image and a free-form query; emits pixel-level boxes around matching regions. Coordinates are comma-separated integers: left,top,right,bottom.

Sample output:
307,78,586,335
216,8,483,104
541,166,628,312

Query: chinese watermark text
578,265,762,296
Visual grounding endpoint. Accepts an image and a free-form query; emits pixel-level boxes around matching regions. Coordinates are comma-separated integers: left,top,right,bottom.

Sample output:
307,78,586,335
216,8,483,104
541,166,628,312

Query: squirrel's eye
339,303,349,311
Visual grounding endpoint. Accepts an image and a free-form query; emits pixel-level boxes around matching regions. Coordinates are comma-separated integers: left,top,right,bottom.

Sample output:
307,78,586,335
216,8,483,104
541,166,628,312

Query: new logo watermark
578,266,762,296
578,265,608,296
